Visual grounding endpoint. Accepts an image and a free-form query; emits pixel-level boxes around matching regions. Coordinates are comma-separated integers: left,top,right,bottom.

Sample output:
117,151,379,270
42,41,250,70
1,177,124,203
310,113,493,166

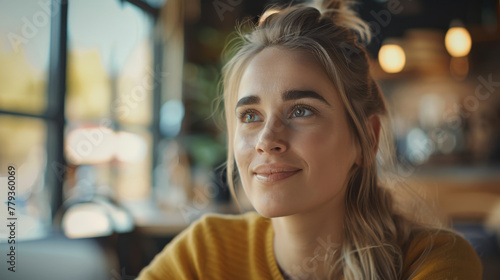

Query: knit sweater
137,211,482,279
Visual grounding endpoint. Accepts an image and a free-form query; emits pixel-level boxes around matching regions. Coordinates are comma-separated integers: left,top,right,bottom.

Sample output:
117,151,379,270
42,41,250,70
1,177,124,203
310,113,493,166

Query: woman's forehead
237,47,339,103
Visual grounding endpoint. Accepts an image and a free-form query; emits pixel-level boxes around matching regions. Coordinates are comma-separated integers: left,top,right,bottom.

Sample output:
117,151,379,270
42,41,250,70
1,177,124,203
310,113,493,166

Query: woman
138,0,482,279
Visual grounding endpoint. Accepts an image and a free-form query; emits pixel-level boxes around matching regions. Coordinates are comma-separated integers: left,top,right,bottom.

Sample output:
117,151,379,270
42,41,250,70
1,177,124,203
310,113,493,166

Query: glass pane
63,124,152,201
115,127,152,200
66,0,153,125
116,40,154,126
0,0,50,114
0,115,49,240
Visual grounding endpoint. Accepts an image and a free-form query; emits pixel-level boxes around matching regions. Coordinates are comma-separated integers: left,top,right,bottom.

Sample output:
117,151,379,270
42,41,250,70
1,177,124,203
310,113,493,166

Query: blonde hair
219,0,442,278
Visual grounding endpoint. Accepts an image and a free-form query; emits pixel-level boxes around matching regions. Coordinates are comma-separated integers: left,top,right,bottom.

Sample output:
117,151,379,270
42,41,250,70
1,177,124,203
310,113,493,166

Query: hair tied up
310,0,372,44
315,0,344,10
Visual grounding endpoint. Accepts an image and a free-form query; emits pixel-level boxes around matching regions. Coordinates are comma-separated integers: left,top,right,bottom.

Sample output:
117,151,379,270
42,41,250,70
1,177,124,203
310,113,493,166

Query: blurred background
0,0,499,279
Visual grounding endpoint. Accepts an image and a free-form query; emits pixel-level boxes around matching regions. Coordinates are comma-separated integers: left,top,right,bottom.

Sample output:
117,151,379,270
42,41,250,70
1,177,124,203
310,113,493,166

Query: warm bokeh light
445,27,472,57
378,44,406,73
116,131,147,163
66,127,115,164
66,127,148,164
62,203,113,238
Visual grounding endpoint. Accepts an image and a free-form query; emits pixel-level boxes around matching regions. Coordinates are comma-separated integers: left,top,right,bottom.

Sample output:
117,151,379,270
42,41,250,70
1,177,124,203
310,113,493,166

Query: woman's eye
291,106,313,118
241,112,261,123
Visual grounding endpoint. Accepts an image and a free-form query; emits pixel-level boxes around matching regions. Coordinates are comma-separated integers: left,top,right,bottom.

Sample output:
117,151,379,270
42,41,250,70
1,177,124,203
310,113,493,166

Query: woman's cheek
235,130,256,153
234,132,254,168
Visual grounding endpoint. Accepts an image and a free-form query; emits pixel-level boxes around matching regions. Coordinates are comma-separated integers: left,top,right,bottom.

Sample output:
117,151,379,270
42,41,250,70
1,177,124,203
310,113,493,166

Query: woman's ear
368,115,381,157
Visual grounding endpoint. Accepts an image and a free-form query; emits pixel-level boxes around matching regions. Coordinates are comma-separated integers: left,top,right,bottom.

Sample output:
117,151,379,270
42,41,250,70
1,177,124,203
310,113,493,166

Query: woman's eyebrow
235,95,260,111
235,90,330,111
282,90,330,106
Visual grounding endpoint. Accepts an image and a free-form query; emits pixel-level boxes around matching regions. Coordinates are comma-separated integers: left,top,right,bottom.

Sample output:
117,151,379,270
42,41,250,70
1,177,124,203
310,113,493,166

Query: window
0,0,161,239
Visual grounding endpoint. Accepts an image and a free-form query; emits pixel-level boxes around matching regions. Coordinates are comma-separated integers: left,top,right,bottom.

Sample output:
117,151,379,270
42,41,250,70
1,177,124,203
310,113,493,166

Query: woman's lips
253,170,301,184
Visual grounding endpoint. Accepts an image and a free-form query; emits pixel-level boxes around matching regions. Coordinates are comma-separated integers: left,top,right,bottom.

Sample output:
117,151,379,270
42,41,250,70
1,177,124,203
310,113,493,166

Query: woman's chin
253,204,297,218
245,189,308,218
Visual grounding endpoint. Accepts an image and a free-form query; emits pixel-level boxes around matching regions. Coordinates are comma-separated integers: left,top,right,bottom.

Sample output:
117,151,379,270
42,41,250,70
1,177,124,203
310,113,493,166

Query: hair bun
310,0,372,44
316,0,344,10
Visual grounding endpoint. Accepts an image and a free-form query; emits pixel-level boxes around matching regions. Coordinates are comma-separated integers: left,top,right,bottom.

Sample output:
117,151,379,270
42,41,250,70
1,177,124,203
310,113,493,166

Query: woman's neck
271,196,345,279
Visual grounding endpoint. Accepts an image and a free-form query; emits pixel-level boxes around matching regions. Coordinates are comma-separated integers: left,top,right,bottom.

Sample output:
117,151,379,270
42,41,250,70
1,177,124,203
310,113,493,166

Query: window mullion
46,0,68,220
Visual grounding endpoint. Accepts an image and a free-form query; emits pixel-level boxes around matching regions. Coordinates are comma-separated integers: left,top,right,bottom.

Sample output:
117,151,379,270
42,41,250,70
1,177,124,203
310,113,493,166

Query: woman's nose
255,116,288,154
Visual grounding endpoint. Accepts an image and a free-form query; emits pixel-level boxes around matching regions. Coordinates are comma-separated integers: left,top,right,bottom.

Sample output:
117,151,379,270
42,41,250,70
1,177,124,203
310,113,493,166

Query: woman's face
234,47,360,218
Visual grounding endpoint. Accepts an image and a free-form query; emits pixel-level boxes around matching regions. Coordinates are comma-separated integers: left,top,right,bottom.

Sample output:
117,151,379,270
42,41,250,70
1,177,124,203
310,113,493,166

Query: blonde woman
138,0,482,279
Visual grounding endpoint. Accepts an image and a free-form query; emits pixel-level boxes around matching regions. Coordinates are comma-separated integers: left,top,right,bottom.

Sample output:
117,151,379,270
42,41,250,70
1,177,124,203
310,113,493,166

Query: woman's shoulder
402,228,483,279
405,228,479,259
136,211,272,279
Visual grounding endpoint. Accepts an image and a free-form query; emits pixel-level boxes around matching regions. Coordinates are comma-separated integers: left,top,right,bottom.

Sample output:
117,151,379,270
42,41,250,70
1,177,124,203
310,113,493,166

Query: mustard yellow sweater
137,211,482,279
